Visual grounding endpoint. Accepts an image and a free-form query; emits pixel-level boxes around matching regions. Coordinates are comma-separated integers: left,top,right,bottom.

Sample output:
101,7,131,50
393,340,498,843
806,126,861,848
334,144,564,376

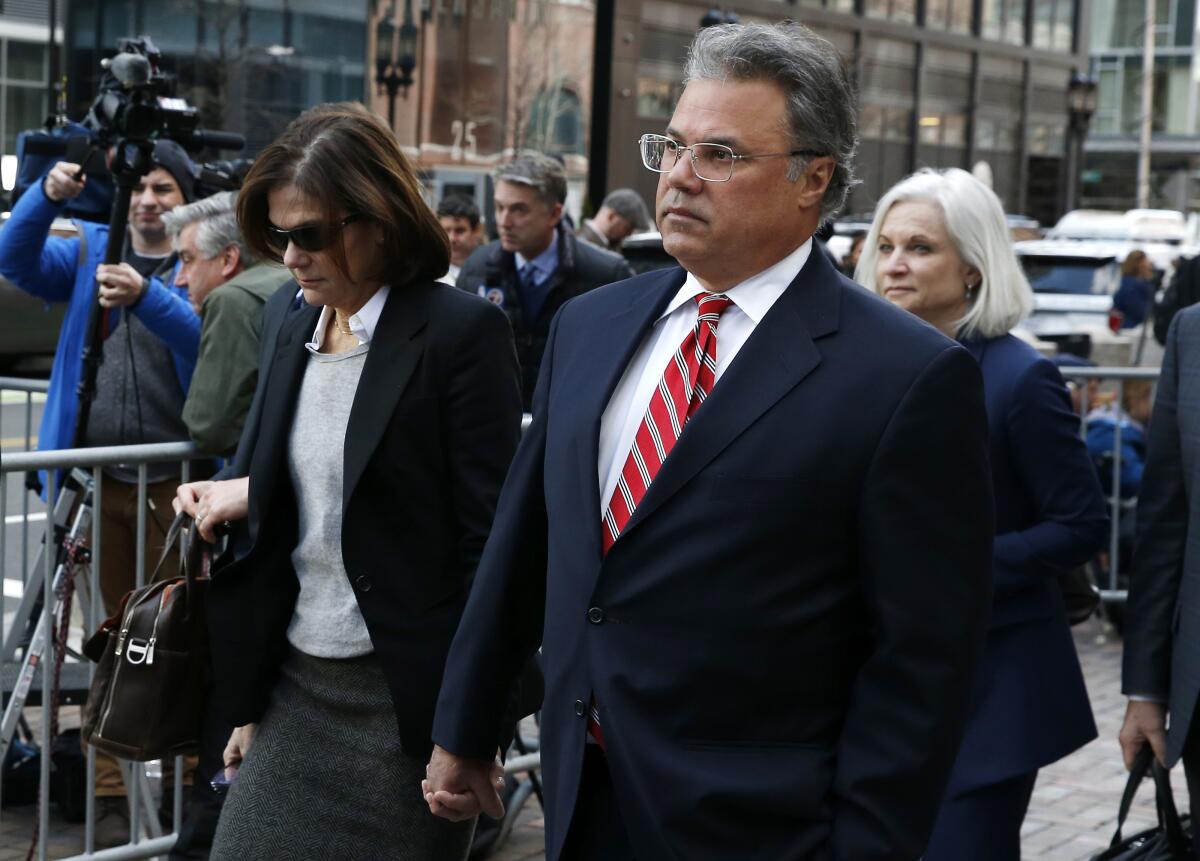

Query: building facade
1084,0,1200,212
0,0,58,194
599,0,1091,224
11,0,1091,225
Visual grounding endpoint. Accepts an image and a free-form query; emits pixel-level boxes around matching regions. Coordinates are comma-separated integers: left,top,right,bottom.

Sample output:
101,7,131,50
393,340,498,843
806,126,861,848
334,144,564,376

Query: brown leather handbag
80,513,212,762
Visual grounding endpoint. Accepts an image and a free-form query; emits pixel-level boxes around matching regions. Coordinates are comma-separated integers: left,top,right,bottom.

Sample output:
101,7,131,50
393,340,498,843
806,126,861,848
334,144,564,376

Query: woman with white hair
858,168,1108,859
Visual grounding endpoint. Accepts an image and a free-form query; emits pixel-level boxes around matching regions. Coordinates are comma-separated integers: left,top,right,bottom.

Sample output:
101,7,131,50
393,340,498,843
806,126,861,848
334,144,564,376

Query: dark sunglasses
265,213,364,253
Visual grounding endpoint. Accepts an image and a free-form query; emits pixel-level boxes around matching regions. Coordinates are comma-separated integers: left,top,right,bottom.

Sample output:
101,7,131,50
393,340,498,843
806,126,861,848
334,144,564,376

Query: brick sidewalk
0,617,1178,860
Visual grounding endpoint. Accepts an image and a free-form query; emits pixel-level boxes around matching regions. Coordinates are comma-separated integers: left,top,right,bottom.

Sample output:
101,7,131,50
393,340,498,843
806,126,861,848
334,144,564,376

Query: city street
0,615,1179,860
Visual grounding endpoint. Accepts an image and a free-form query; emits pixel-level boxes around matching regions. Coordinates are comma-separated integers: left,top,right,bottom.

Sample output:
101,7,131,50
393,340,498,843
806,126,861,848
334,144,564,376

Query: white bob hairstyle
855,167,1033,340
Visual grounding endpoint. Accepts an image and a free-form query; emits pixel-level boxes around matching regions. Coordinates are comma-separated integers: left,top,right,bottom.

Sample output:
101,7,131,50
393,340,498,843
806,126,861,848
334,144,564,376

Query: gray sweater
285,342,374,658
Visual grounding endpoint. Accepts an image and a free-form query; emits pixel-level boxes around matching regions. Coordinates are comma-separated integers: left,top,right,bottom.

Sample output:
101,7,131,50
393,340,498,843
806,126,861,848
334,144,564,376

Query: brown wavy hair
237,102,449,285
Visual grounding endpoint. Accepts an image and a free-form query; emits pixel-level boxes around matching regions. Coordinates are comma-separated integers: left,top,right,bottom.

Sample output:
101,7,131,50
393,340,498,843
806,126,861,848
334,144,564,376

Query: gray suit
1123,304,1200,767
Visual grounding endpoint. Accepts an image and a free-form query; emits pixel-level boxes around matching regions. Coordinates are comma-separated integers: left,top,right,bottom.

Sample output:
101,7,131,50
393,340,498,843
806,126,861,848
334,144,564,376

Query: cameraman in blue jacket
0,138,200,843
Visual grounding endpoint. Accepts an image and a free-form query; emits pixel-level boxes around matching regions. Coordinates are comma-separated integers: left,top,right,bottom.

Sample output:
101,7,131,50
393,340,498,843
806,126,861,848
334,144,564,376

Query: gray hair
684,22,859,224
600,188,651,230
495,154,567,209
161,191,255,265
856,168,1033,339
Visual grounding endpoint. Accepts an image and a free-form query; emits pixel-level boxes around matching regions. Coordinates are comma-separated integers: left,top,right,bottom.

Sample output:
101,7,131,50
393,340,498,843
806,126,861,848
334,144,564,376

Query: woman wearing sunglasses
203,102,524,859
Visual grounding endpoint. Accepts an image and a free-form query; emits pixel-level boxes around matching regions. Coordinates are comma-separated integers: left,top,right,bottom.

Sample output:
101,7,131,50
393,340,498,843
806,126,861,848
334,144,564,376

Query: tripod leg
1,481,82,663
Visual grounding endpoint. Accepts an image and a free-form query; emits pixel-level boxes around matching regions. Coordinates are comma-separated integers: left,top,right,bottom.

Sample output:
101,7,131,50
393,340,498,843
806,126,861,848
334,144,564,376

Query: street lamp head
1068,73,1099,120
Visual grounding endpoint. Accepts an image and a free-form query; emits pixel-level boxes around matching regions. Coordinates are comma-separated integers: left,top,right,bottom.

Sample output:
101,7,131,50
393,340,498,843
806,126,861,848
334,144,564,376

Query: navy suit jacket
945,335,1105,795
434,247,995,861
1123,306,1200,765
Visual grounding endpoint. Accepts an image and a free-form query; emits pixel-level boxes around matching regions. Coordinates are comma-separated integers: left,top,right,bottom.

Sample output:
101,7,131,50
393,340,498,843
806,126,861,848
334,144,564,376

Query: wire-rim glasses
638,133,825,183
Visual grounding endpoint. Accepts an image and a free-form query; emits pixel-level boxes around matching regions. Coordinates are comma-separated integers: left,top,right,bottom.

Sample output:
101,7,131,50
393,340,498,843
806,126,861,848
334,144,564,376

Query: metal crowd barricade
1,435,205,861
1058,365,1162,605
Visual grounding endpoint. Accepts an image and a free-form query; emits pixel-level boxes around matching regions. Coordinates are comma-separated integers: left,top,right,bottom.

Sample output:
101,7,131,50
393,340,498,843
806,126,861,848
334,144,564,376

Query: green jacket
183,264,294,455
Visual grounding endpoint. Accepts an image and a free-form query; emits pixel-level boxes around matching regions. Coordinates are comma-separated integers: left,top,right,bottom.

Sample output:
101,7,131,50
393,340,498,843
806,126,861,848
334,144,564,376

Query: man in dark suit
457,153,634,408
425,21,994,861
1120,303,1200,845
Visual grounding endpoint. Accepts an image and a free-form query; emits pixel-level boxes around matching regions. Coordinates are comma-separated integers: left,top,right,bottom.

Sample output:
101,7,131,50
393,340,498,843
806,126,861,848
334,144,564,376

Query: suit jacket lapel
342,283,432,509
249,302,320,529
617,247,843,544
565,268,687,558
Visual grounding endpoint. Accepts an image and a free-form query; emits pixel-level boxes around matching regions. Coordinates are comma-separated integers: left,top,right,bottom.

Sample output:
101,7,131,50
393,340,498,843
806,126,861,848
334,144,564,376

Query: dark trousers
168,680,232,860
561,746,634,860
922,771,1039,861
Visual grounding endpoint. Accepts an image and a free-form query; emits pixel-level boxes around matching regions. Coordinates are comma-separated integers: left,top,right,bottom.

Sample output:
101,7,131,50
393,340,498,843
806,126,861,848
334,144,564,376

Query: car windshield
1020,257,1119,295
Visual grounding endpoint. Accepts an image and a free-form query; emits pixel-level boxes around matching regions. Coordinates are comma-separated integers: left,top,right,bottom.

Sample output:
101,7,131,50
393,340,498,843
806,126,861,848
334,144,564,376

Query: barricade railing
2,438,208,861
1059,365,1162,605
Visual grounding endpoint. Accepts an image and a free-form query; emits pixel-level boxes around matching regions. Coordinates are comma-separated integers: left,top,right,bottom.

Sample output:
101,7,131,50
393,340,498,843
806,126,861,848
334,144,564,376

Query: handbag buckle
125,638,151,665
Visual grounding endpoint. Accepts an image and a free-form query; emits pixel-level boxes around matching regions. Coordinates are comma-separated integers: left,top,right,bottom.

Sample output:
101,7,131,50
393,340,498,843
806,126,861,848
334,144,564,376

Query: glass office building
1084,0,1200,212
609,0,1089,223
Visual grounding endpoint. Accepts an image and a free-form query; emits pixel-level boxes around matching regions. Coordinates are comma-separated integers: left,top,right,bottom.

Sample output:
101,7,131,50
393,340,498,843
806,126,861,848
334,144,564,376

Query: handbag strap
148,512,190,583
1110,746,1152,846
1110,746,1190,852
1151,757,1189,852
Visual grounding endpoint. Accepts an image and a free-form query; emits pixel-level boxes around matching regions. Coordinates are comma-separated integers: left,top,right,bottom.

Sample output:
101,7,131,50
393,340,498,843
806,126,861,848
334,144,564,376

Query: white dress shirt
306,284,391,351
597,239,813,505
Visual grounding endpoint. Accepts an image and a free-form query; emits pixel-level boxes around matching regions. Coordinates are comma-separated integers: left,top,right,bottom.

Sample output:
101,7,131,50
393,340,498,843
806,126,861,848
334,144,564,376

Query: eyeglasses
265,213,364,254
638,133,825,183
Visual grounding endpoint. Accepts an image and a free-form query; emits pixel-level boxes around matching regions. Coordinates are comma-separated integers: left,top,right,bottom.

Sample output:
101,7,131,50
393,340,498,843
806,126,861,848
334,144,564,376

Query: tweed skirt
210,648,474,860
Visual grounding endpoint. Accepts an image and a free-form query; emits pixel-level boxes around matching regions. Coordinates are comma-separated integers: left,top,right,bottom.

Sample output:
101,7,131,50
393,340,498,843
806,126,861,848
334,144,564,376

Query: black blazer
207,280,523,758
434,248,995,861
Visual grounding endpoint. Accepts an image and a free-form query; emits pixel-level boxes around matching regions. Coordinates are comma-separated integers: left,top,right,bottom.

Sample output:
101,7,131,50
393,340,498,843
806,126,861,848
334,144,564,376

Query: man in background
576,188,651,252
457,154,634,408
436,195,485,286
163,190,292,456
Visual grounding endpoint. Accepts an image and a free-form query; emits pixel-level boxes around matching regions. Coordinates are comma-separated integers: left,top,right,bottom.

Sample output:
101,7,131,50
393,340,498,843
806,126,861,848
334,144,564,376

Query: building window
866,0,917,25
1,40,49,158
926,0,973,33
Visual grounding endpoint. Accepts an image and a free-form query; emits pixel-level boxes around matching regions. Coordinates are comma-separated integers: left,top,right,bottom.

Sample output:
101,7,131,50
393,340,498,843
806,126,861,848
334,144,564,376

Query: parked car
0,213,73,371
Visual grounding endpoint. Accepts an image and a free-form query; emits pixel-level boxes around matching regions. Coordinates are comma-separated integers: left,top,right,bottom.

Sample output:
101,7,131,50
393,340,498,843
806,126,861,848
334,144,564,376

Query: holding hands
422,744,506,822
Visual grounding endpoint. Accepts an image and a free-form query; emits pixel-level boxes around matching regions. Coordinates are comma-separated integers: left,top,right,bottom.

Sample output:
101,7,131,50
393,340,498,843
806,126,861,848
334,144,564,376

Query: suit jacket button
355,574,372,592
574,699,586,716
587,607,605,624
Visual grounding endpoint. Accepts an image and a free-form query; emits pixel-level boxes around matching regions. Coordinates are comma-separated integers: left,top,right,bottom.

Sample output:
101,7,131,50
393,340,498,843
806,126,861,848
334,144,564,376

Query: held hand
96,263,147,308
192,477,250,542
44,161,86,203
1119,699,1167,769
173,481,214,519
422,744,506,822
223,723,258,769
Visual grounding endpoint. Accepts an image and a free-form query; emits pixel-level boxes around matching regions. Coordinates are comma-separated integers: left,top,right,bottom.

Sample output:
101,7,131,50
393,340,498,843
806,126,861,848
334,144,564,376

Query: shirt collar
307,284,391,350
514,232,560,281
661,238,814,323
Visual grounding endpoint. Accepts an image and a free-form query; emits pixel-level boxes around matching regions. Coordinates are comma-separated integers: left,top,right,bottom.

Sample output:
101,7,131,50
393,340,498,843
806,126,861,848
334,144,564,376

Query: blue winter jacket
0,181,199,456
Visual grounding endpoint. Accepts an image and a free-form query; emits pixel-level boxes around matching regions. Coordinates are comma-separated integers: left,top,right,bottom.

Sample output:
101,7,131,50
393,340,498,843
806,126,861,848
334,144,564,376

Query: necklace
334,312,354,337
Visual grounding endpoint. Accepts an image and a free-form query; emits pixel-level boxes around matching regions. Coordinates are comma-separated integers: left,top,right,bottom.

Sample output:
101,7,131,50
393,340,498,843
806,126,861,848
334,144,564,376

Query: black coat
457,226,634,408
207,281,525,758
1124,305,1200,765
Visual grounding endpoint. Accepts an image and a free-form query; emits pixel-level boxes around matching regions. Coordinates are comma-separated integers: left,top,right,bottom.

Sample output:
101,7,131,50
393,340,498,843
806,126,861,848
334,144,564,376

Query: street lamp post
374,0,419,131
1064,73,1098,214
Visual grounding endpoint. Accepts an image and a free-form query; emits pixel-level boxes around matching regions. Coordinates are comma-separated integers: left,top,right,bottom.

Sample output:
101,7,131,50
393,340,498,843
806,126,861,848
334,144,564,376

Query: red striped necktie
588,291,734,750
